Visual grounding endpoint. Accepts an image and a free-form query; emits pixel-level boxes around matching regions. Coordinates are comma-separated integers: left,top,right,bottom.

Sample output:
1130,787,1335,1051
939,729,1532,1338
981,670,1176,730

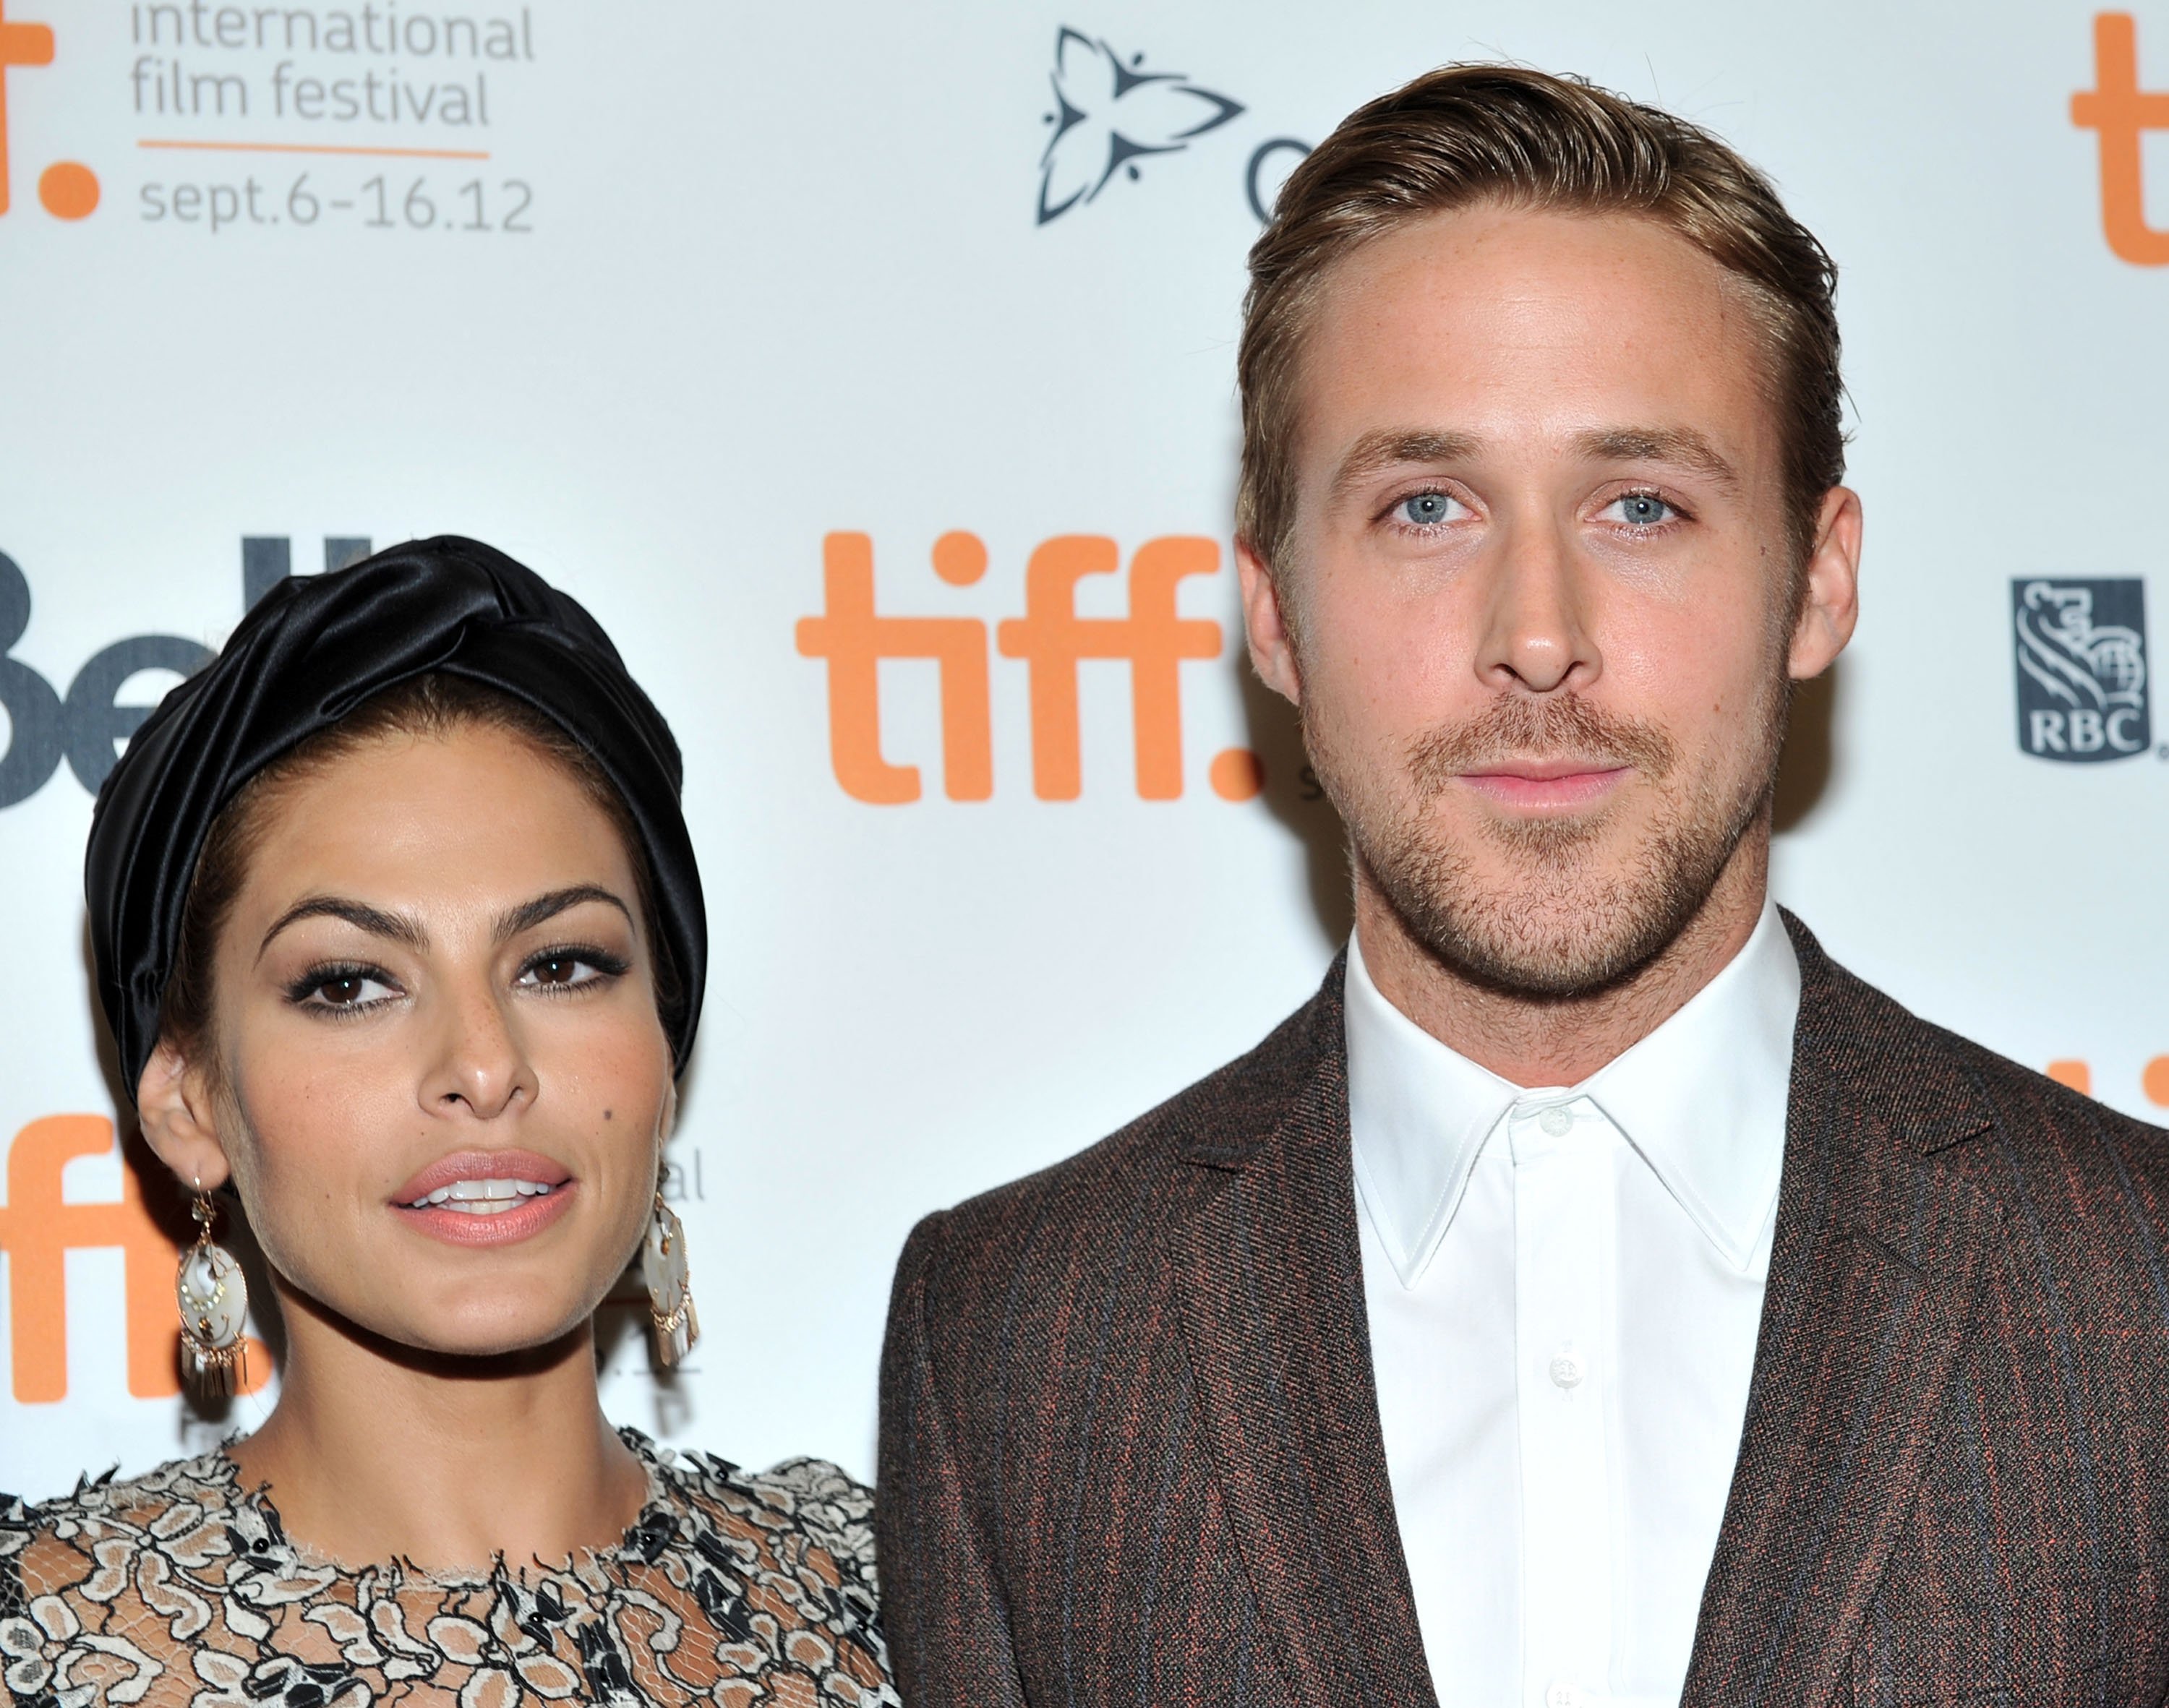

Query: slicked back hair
1237,64,1844,577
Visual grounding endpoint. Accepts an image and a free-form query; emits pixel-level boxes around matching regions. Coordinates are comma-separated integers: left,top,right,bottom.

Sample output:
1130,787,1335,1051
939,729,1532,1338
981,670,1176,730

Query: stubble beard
1310,677,1789,1001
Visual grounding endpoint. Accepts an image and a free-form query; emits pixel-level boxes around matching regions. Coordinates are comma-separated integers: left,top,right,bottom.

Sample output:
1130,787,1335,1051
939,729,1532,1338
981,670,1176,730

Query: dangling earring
643,1192,699,1366
176,1183,249,1398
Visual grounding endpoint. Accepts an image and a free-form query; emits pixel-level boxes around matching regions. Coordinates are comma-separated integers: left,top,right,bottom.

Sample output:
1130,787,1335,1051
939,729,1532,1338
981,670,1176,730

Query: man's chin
1416,910,1676,1000
1369,845,1715,1001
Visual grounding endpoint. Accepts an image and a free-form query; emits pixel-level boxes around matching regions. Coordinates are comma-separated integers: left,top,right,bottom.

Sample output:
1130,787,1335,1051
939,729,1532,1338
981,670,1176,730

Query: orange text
2075,12,2169,264
796,532,1233,803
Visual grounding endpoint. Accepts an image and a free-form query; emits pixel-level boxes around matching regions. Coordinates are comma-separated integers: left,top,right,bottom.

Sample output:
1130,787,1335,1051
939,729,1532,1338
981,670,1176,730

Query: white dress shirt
1347,901,1800,1708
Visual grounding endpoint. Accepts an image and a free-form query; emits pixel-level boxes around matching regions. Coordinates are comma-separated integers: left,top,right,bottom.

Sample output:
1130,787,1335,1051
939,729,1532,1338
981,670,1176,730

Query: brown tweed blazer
877,914,2169,1707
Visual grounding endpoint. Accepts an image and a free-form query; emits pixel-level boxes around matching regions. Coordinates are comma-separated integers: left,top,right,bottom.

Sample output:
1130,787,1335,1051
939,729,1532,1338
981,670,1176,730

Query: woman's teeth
408,1179,557,1214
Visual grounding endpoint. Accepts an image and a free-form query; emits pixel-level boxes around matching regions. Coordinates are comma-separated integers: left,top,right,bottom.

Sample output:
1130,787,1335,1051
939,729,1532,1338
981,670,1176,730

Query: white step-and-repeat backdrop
4,0,2166,1499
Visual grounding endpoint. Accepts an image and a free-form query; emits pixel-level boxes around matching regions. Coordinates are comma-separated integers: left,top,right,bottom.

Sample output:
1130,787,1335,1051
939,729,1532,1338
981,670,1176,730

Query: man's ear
1236,536,1304,707
136,1038,233,1193
1789,485,1863,681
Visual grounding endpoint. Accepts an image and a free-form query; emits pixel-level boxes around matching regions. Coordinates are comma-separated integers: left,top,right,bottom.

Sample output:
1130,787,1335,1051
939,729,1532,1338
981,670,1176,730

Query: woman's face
174,723,674,1357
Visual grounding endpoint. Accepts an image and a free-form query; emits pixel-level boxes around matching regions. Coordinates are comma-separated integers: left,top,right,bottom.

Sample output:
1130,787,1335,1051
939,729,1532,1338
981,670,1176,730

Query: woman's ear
136,1038,233,1193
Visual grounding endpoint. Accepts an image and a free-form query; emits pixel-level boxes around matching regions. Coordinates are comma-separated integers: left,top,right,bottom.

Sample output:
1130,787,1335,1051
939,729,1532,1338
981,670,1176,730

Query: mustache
1406,694,1677,797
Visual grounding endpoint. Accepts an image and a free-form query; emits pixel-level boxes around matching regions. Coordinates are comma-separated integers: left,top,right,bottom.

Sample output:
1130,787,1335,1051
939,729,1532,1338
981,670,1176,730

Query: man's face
1241,204,1856,996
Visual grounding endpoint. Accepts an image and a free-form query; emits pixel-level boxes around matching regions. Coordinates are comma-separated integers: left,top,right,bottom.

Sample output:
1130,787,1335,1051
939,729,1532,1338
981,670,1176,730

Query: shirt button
1548,1350,1585,1389
1545,1684,1585,1708
1536,1104,1574,1138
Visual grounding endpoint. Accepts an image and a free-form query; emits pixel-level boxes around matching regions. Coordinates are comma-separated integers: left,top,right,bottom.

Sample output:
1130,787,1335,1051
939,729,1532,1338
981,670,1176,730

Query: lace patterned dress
0,1430,894,1708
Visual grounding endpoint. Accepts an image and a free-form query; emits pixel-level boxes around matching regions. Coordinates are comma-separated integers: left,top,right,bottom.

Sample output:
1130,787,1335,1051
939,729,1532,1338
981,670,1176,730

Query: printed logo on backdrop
127,4,537,236
797,531,1267,804
2012,578,2152,760
0,549,212,807
0,0,100,216
1033,26,1311,226
0,536,370,809
2073,12,2169,263
0,3,542,236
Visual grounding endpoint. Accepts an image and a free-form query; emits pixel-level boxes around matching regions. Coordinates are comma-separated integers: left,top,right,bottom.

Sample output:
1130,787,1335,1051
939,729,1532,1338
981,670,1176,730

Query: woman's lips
390,1149,576,1248
1456,763,1631,810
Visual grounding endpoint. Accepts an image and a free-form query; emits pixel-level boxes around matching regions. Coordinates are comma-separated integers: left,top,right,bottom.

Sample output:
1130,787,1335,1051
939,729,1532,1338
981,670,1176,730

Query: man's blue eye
1618,494,1672,527
1400,493,1453,526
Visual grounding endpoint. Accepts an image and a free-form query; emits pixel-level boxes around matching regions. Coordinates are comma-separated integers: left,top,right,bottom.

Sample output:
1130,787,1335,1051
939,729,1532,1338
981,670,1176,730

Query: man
878,65,2169,1708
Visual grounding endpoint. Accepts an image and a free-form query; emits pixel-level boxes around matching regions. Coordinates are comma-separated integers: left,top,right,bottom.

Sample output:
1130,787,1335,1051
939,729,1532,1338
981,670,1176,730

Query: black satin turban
85,536,706,1101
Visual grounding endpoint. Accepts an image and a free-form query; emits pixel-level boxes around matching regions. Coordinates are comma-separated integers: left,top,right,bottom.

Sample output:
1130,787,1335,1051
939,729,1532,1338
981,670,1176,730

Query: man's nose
1473,512,1599,695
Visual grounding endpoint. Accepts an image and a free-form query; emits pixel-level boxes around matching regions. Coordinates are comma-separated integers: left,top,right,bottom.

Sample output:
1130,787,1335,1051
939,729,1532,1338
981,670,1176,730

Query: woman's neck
226,1299,649,1573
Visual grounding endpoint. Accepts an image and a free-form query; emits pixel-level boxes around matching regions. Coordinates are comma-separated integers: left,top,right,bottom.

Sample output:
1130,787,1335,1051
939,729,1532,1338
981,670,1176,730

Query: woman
0,538,894,1707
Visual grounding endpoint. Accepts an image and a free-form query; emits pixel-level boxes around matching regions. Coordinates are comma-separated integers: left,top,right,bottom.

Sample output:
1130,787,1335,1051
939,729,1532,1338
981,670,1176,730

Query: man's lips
1455,761,1632,810
390,1149,576,1248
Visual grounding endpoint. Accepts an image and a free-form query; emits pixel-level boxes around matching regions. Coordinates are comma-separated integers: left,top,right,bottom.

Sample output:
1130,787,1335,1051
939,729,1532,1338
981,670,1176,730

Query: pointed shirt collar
1346,900,1801,1288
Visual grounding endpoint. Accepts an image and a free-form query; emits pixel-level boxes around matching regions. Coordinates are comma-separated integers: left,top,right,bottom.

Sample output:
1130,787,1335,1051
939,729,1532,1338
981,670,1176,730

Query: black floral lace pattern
0,1428,894,1707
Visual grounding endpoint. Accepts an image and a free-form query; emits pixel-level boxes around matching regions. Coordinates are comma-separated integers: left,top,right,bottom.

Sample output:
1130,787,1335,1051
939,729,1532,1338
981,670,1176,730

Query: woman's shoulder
4,1446,253,1553
1,1451,304,1708
4,1448,284,1614
628,1432,878,1575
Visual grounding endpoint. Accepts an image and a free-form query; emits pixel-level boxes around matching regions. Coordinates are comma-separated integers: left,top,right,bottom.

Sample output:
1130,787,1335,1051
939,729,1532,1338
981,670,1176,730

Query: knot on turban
85,536,706,1099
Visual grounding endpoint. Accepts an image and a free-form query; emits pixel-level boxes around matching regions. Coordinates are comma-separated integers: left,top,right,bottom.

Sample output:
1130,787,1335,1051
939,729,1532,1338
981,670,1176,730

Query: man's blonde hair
1237,64,1844,573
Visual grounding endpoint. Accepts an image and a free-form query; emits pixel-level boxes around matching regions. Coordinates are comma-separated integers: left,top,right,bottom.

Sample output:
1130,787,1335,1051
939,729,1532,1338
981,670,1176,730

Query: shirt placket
1512,1096,1615,1708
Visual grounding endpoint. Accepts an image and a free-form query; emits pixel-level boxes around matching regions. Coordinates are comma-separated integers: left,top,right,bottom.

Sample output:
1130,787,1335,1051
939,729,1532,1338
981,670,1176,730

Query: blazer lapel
1167,961,1439,1708
1681,914,1999,1708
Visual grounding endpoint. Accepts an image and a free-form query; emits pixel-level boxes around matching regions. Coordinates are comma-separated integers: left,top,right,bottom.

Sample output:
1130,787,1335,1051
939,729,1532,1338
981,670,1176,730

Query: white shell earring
176,1184,249,1398
642,1192,698,1366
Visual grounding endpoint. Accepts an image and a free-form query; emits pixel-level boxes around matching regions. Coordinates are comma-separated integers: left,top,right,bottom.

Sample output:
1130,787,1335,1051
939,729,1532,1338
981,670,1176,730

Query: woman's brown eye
288,967,396,1010
515,948,625,992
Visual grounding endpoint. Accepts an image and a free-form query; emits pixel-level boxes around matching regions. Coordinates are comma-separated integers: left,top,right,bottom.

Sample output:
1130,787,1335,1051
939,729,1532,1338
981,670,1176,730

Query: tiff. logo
0,0,98,216
2074,11,2169,263
796,531,1265,804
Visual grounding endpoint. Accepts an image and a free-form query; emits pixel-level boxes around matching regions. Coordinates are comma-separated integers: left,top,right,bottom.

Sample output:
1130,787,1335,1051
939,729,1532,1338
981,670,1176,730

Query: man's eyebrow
1575,426,1741,490
496,885,635,943
257,897,427,963
1329,429,1484,503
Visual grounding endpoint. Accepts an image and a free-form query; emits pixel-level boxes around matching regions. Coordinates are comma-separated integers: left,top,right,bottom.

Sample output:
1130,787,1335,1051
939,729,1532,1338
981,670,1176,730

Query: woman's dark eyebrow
257,897,426,963
496,885,635,942
255,886,633,964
